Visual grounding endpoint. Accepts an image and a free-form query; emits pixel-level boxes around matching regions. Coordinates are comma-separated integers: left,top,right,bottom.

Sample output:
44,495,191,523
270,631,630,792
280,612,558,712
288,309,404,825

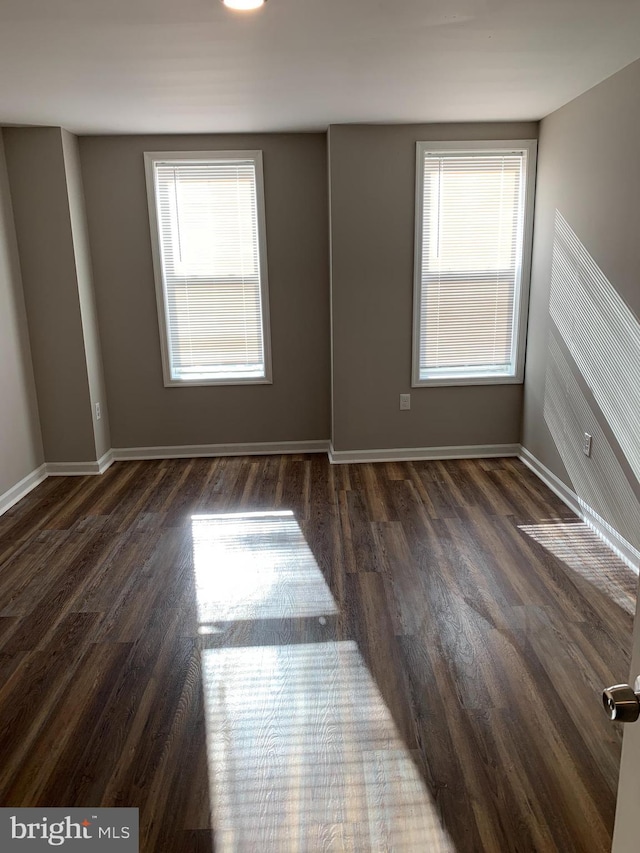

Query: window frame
411,139,537,388
144,149,273,388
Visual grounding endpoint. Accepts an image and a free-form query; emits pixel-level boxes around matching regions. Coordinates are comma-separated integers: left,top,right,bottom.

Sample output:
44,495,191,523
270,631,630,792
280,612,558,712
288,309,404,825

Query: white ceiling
1,0,640,134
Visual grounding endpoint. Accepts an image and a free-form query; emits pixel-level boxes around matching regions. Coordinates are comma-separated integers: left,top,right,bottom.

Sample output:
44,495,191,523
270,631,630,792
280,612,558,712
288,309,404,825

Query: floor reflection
192,511,454,852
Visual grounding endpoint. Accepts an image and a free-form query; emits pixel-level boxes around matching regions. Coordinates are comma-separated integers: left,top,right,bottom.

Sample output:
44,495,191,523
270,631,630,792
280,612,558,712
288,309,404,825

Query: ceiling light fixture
222,0,266,10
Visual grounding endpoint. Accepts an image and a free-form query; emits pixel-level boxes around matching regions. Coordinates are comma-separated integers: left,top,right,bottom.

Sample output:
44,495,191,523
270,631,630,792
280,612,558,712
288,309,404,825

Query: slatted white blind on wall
147,152,270,385
414,145,530,384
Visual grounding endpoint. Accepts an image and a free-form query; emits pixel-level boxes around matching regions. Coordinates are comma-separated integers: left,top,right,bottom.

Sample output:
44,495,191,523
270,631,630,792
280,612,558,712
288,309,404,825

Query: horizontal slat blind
417,150,526,381
153,158,266,381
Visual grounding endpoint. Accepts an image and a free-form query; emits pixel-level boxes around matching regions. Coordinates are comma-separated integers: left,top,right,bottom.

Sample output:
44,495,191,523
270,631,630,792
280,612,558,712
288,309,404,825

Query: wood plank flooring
0,455,635,852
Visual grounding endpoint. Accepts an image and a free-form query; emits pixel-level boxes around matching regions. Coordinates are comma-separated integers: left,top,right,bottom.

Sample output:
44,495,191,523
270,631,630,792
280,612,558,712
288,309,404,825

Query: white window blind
413,142,534,385
145,151,271,385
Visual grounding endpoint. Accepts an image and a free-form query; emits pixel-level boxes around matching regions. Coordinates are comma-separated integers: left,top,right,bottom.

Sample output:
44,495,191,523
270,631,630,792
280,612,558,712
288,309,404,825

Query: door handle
603,678,640,723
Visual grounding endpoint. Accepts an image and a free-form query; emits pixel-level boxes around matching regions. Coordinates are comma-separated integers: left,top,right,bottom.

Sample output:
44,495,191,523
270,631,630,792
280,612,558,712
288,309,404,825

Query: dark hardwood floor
0,455,635,851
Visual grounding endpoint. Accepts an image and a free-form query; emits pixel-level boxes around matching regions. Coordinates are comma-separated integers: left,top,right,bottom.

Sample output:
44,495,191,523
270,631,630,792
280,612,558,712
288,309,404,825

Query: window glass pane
426,162,520,273
167,172,258,278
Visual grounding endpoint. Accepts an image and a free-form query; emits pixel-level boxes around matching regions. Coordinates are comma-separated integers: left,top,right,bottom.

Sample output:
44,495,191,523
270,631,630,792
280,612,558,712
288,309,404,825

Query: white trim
328,443,520,464
96,449,115,473
327,127,336,456
0,464,48,516
46,449,114,477
519,446,640,574
411,139,537,388
112,440,329,461
143,149,273,388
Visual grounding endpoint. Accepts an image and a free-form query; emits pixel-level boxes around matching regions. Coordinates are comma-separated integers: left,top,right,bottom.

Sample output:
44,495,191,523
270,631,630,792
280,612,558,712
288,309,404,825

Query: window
412,140,536,386
145,150,272,386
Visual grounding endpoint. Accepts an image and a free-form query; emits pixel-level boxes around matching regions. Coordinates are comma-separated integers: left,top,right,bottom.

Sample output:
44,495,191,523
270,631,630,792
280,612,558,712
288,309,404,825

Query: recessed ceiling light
222,0,266,10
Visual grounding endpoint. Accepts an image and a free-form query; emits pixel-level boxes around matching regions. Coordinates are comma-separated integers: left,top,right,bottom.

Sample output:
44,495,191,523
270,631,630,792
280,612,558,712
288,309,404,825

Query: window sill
163,376,273,388
411,374,523,388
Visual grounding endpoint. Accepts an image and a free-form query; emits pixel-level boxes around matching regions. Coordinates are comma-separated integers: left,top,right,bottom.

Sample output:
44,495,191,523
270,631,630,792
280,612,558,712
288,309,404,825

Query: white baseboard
42,439,328,474
0,464,48,516
328,443,520,464
97,449,114,473
519,446,640,574
112,440,330,461
46,449,114,477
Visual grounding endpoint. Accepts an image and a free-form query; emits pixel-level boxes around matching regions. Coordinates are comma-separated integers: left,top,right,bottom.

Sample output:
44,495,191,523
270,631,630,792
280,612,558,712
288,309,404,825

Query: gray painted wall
0,132,43,496
521,58,640,551
61,130,111,458
328,122,538,452
3,127,97,463
79,133,330,449
519,57,640,853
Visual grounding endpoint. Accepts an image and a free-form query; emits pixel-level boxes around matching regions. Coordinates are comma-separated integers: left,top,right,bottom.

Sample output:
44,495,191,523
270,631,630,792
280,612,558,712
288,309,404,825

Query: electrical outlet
583,432,592,457
95,402,101,421
400,394,411,411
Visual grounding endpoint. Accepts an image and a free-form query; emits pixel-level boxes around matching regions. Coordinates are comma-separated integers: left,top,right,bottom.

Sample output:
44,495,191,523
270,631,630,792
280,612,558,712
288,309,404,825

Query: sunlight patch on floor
201,640,453,852
518,520,637,615
191,511,338,623
192,511,455,852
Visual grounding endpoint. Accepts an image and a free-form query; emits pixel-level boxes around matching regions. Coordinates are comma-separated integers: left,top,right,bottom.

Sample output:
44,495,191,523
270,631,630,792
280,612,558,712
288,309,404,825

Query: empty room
1,1,640,850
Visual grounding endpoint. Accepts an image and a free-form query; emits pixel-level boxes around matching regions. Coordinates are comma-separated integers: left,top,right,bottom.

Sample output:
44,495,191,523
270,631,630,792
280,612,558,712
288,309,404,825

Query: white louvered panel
416,149,527,381
152,157,266,381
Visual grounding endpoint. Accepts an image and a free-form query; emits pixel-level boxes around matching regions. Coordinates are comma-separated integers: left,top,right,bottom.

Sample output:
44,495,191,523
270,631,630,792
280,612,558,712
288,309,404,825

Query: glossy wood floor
0,456,635,852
